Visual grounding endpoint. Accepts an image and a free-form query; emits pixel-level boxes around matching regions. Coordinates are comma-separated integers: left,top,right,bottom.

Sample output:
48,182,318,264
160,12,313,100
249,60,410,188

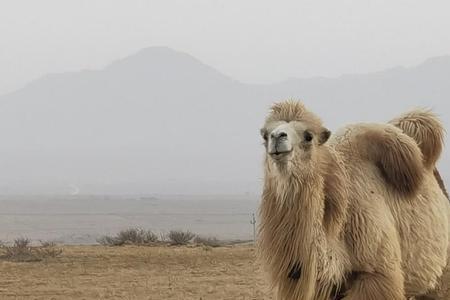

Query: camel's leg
415,296,435,300
415,267,450,300
342,271,405,300
415,246,450,300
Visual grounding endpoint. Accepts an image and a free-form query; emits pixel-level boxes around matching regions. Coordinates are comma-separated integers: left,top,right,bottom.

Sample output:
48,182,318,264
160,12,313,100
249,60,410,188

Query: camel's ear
319,128,331,145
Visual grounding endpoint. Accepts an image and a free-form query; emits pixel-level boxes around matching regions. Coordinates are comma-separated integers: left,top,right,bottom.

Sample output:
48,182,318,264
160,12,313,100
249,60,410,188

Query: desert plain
0,244,272,300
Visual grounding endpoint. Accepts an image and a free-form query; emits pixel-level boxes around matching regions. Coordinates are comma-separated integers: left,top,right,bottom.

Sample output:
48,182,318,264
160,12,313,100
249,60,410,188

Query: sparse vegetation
167,230,195,245
39,240,57,247
37,241,64,258
0,238,63,262
1,238,39,262
96,228,234,247
97,228,159,246
194,235,222,247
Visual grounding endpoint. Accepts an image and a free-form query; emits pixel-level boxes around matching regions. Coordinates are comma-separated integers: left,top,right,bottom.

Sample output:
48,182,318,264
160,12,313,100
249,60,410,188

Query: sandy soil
0,244,273,300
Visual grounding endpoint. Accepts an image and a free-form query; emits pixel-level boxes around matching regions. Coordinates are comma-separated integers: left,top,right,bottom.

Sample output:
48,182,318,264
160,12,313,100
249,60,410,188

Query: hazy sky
1,0,450,95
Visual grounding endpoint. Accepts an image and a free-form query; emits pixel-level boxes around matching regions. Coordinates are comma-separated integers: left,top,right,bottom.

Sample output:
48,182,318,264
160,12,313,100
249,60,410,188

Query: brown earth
2,244,449,299
0,244,273,300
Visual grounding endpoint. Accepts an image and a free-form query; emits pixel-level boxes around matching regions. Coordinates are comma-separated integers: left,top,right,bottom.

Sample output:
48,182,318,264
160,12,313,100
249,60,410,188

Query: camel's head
261,101,330,173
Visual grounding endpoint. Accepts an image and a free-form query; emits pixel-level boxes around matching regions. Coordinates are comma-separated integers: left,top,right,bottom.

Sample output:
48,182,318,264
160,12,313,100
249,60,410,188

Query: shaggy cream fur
258,101,450,300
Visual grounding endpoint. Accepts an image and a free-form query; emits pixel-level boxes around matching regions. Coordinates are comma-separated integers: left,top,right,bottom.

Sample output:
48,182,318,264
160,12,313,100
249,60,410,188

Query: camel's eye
304,131,313,142
261,129,268,141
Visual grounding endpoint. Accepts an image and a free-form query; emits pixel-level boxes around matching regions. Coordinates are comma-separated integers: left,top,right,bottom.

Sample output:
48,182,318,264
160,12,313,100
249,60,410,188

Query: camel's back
329,122,450,295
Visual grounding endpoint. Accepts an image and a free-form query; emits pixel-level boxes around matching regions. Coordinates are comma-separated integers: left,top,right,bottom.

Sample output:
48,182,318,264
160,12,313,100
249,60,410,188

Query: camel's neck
259,148,349,300
271,170,325,223
263,166,327,243
259,163,327,299
263,152,329,228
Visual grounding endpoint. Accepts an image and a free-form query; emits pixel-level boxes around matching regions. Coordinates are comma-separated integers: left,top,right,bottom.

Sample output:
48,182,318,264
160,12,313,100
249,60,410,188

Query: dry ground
0,244,273,300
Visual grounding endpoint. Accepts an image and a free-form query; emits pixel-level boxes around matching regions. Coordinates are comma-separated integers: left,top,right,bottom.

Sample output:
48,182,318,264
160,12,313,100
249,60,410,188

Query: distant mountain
0,47,448,194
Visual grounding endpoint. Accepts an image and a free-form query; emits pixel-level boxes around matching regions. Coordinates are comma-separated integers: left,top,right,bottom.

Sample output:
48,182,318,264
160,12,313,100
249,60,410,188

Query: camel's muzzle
268,128,291,152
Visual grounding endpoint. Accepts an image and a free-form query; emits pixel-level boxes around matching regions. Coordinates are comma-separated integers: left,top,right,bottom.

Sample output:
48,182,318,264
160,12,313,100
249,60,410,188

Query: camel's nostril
271,131,288,139
279,132,287,138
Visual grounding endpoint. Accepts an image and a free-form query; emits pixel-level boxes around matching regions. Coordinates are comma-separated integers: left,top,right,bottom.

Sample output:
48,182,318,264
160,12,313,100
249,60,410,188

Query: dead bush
97,228,159,246
167,230,195,245
36,241,63,258
193,235,223,247
0,238,62,262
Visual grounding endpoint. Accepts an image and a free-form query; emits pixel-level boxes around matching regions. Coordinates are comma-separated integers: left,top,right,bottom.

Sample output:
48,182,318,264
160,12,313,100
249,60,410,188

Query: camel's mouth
269,150,293,160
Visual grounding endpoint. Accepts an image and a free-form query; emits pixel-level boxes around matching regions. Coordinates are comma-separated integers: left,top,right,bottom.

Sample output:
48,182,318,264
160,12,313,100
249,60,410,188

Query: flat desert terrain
0,244,272,300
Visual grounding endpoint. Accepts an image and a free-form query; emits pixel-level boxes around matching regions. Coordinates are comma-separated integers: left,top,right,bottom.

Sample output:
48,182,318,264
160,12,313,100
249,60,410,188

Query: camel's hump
389,109,444,168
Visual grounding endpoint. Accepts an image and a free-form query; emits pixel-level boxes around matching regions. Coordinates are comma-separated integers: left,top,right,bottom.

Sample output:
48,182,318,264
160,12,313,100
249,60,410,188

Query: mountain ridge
6,48,450,99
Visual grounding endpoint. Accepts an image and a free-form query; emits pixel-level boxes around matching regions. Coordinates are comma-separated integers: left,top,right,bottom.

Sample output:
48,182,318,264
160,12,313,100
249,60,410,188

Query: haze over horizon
0,46,449,195
1,1,450,195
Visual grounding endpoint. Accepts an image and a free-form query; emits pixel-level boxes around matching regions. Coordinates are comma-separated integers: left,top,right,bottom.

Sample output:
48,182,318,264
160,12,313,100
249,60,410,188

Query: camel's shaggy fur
259,101,450,300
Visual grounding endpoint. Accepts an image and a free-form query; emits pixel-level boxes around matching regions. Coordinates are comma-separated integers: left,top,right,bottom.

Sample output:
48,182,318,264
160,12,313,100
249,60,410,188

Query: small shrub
13,237,31,248
39,240,56,247
0,238,62,262
167,230,195,245
159,232,167,243
97,235,122,246
1,238,37,262
193,235,222,247
37,241,63,258
97,228,159,246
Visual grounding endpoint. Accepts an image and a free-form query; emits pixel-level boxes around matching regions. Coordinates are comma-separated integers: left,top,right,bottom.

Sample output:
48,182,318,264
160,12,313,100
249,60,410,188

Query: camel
258,100,450,300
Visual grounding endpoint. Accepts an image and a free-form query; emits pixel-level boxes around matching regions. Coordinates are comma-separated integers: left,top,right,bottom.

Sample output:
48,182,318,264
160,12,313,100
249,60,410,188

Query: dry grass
0,244,272,300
